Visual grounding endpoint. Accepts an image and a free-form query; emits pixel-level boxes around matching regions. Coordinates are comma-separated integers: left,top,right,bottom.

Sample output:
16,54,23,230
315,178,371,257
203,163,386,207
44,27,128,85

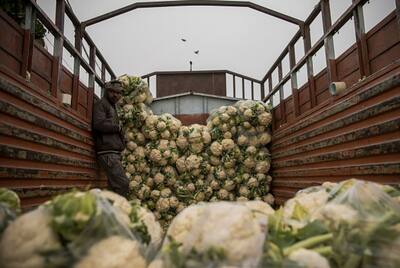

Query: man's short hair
105,80,123,91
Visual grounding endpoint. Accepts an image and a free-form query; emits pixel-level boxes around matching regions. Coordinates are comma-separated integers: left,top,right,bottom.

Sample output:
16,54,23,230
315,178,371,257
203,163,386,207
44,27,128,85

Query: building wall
156,72,226,97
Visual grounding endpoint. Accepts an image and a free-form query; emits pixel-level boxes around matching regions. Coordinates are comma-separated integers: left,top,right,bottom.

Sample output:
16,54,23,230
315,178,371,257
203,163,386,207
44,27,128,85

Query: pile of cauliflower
0,189,162,268
117,75,275,228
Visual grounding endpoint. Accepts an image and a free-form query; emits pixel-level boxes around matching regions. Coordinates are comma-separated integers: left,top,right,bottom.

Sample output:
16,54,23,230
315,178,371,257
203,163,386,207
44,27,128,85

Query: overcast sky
37,0,395,98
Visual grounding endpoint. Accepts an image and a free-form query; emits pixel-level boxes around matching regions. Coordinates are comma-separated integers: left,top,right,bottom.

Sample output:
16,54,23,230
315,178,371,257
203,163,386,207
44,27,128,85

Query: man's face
106,86,122,105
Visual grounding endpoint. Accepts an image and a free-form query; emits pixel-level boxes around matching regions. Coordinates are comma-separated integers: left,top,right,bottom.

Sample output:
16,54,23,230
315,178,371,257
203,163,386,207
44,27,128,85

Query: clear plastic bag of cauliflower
149,201,270,268
0,190,151,268
311,179,400,268
262,179,400,268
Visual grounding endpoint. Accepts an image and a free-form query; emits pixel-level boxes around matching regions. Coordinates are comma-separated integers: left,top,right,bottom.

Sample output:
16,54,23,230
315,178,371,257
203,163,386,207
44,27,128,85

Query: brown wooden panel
157,72,226,97
314,70,328,95
31,45,53,82
30,72,51,94
367,12,399,61
0,72,105,206
284,96,294,114
286,112,295,123
316,89,330,105
0,13,23,61
0,49,21,74
298,85,310,105
299,101,311,114
370,43,400,74
77,104,87,117
78,85,88,106
336,46,359,81
60,68,73,94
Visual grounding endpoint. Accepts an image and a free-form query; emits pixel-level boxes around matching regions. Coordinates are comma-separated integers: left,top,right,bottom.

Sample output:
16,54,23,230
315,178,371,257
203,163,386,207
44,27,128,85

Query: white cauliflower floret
258,133,271,145
136,207,164,250
127,141,137,151
312,203,358,227
283,190,329,228
221,139,235,151
0,208,63,268
263,194,275,205
242,201,274,217
156,121,167,131
185,155,201,170
176,136,188,150
255,161,270,174
149,149,162,163
243,109,254,119
190,142,204,154
135,146,146,158
210,141,223,156
145,115,158,128
237,135,248,146
258,112,272,126
288,248,330,268
154,173,165,185
202,131,212,144
241,201,274,233
156,198,170,213
160,130,171,139
176,157,186,173
165,202,265,267
94,189,131,215
74,236,147,268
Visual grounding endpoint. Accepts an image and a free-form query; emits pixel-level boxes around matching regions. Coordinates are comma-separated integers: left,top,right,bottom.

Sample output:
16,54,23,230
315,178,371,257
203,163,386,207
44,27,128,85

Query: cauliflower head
0,208,63,268
74,235,147,268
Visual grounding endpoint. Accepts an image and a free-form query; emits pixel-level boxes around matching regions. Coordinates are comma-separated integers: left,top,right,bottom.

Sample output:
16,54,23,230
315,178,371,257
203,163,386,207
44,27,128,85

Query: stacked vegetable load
1,178,399,268
118,75,274,227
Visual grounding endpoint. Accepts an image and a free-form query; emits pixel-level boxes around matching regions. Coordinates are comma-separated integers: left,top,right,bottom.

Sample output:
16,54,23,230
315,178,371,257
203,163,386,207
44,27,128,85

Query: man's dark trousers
97,153,129,198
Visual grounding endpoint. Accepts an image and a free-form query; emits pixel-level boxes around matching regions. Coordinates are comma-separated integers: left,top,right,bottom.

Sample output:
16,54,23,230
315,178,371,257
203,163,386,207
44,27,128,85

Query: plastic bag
151,201,269,268
313,179,400,268
260,179,400,268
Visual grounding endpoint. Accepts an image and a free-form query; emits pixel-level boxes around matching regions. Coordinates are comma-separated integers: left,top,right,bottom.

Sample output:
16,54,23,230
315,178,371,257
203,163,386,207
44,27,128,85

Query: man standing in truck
92,80,129,198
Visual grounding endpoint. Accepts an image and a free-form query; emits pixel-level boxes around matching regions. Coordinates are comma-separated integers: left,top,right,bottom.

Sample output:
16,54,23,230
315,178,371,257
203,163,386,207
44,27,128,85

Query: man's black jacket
92,97,125,153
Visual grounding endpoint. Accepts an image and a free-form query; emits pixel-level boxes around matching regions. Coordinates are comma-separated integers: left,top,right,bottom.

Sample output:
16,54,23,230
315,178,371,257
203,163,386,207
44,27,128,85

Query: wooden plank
0,144,95,168
321,0,338,83
302,24,317,108
353,0,370,77
51,0,66,99
289,44,300,116
72,25,82,110
20,3,35,79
